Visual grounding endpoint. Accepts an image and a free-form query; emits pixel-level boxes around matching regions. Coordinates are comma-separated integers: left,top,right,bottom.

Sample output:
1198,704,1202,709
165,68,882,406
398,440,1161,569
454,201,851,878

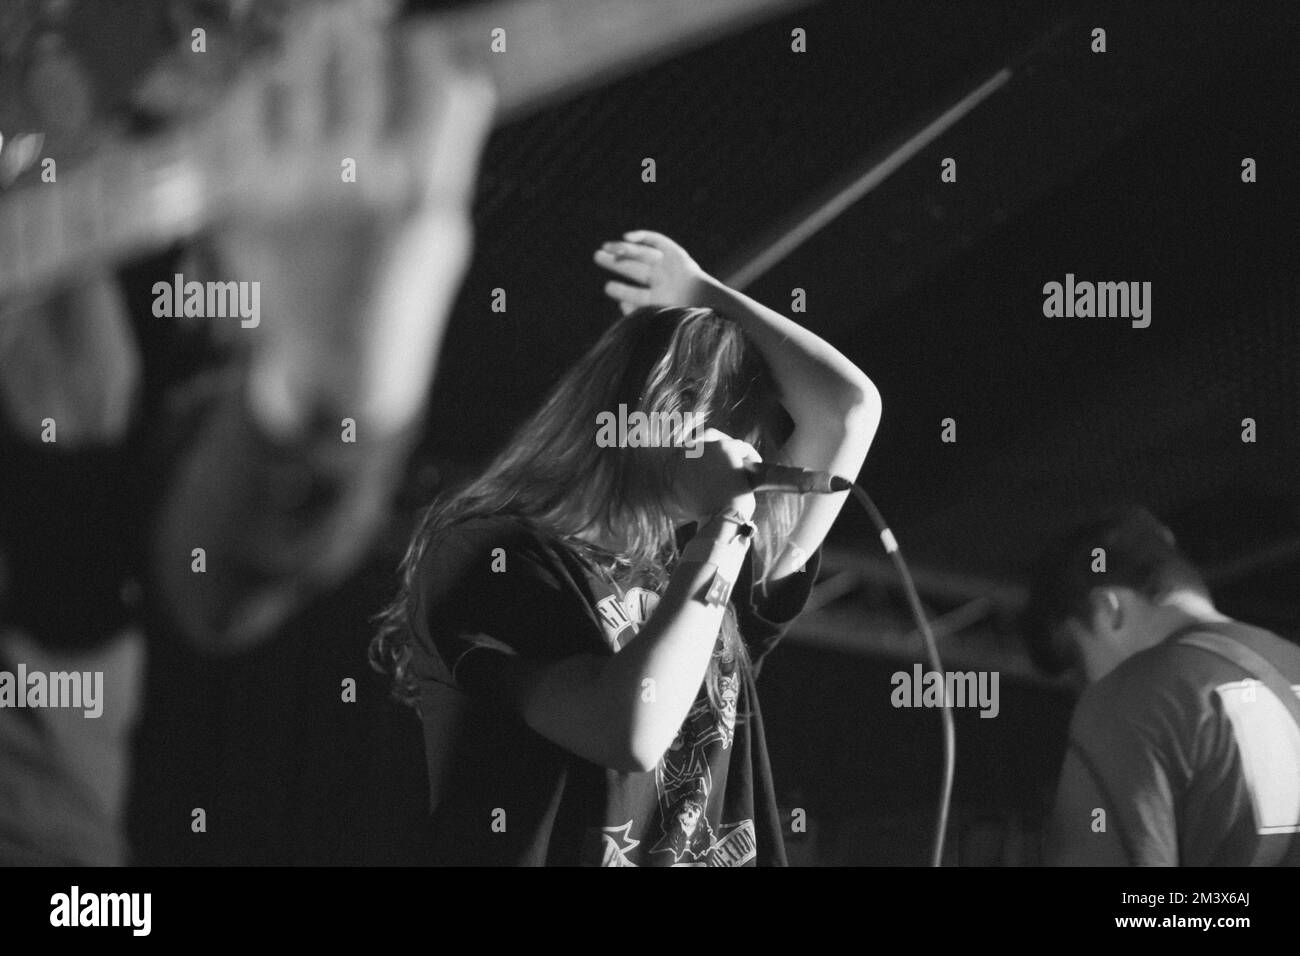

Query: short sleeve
408,516,598,692
732,545,822,666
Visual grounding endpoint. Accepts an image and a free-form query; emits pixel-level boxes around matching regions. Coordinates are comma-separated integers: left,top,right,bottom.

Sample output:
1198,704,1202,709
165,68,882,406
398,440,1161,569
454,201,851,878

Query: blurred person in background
0,0,493,863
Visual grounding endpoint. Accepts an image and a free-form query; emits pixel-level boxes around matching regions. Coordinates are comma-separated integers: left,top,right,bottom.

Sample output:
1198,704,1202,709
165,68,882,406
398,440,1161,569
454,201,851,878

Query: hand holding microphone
669,427,853,528
669,428,760,522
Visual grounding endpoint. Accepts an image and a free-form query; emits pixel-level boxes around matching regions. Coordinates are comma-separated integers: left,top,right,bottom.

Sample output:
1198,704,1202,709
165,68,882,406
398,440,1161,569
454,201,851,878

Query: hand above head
594,230,714,315
210,4,498,438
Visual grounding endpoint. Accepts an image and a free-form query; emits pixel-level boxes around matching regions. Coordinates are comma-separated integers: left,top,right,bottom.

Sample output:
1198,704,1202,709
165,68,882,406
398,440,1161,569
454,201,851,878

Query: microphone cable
848,483,954,867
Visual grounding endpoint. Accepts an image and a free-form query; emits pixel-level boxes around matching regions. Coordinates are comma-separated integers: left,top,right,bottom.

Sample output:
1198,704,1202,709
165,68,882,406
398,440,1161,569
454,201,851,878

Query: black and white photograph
0,0,1296,937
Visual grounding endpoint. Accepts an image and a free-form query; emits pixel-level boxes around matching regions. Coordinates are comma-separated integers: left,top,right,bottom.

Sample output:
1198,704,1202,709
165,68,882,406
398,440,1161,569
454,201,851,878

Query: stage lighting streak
726,67,1012,290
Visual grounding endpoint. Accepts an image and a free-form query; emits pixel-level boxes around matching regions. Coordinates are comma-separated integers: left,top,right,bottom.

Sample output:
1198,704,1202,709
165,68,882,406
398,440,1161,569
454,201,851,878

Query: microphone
744,462,853,494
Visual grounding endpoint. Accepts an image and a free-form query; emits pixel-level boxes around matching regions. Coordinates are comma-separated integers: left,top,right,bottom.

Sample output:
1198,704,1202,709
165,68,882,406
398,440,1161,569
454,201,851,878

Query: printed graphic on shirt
594,586,659,650
653,786,716,864
593,573,755,866
648,660,747,864
601,816,756,867
715,670,740,748
599,821,641,867
708,820,758,867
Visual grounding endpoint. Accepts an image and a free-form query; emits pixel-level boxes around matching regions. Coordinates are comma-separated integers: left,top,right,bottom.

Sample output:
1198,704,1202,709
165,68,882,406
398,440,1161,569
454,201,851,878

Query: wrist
682,515,753,568
707,504,757,539
725,493,757,522
677,522,751,610
697,272,733,314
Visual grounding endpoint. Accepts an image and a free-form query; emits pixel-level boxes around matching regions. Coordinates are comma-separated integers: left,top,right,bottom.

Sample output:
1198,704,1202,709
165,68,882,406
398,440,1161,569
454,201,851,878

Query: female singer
371,230,880,865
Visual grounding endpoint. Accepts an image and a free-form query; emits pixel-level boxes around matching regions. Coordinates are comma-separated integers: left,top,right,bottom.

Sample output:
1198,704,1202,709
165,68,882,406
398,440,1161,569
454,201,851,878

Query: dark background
124,0,1298,864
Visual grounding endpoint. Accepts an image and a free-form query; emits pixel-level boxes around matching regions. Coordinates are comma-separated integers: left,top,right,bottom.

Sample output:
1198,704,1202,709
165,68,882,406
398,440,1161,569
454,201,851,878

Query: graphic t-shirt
406,513,820,866
1055,621,1300,865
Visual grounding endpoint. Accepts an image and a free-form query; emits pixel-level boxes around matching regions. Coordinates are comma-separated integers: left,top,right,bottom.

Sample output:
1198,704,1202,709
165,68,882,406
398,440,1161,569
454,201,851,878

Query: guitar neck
0,0,809,302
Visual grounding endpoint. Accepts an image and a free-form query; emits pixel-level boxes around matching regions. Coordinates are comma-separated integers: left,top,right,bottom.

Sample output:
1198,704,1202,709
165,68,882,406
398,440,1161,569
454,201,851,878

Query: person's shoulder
427,513,570,586
413,513,535,581
442,513,545,552
1087,642,1174,698
410,514,575,623
1073,638,1215,732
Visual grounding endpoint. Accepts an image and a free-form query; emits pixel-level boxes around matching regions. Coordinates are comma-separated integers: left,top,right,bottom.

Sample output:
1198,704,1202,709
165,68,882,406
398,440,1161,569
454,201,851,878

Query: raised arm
596,230,882,582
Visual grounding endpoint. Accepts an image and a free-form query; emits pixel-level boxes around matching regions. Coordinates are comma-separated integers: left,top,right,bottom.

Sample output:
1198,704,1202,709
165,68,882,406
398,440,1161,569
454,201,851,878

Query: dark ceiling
415,0,1299,640
25,0,1298,645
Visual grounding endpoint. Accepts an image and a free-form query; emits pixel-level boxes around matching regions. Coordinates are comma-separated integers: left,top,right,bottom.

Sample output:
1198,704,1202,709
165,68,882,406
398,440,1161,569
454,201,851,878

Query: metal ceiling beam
818,544,1028,612
723,66,1012,290
1205,534,1300,587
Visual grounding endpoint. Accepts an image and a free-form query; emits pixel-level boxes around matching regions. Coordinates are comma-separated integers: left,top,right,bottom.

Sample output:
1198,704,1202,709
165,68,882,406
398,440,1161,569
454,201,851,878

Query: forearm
599,231,876,424
698,274,876,422
701,278,881,581
519,517,751,772
602,520,750,762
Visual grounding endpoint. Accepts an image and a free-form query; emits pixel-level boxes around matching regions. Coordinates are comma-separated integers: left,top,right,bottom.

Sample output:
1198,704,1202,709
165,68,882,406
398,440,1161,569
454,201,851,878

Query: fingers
306,1,391,141
593,248,652,285
735,441,762,464
600,240,662,263
595,239,663,299
622,230,675,251
232,1,496,214
605,243,660,261
603,280,653,309
276,2,336,144
697,428,761,462
404,64,498,207
332,2,387,142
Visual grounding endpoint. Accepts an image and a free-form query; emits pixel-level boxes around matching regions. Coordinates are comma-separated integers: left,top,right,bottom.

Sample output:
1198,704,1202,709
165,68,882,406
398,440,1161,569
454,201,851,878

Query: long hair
370,306,801,718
